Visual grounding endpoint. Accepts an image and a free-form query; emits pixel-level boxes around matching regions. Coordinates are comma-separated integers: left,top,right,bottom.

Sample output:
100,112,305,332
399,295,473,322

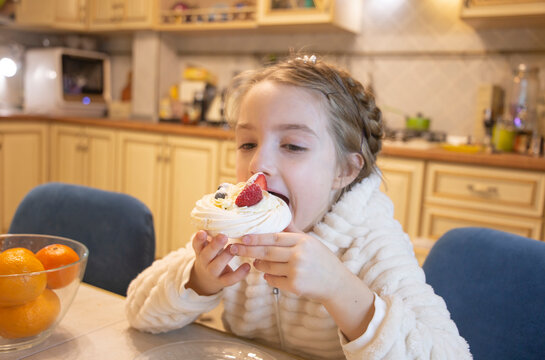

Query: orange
0,248,47,306
0,288,60,339
35,244,80,289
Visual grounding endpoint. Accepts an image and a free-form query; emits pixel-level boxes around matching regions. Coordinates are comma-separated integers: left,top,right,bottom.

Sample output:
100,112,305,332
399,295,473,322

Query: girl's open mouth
269,191,289,206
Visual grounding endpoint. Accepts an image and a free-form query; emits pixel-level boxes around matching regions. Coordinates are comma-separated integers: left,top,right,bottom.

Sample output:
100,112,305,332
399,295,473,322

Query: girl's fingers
240,232,299,247
199,233,228,262
207,244,236,276
230,243,292,262
192,230,208,255
219,262,251,286
262,273,288,289
253,259,289,276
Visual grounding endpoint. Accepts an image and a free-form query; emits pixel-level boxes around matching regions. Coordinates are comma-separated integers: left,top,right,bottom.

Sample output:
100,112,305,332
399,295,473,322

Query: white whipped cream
191,182,292,239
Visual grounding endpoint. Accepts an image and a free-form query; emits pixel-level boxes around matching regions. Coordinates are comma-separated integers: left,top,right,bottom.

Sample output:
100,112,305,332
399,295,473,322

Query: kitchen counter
3,114,545,172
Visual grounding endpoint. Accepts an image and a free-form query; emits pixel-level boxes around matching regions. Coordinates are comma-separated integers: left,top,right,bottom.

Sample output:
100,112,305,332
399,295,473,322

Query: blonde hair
224,55,383,192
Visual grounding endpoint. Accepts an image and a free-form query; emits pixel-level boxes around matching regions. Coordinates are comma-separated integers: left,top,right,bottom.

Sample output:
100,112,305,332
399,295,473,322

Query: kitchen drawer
422,205,543,240
219,140,236,178
425,162,545,217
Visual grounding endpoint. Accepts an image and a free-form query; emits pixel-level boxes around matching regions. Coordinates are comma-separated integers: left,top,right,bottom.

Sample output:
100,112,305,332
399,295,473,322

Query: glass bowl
0,234,89,352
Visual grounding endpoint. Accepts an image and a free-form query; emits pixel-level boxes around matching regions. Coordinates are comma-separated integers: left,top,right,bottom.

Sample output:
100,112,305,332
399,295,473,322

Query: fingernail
242,236,250,244
230,245,238,255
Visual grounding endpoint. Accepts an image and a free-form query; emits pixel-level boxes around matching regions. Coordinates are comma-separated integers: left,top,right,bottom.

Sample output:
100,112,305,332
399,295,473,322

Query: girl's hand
229,223,350,303
185,230,250,296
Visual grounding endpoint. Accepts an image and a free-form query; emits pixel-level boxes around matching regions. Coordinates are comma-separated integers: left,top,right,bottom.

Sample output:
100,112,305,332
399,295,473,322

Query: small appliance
24,47,110,117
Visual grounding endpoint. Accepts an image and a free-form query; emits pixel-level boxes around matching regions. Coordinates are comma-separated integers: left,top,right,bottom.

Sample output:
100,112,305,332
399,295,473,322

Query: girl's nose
249,146,274,176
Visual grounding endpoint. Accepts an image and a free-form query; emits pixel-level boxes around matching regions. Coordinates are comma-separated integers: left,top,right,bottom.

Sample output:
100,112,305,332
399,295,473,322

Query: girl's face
235,81,345,232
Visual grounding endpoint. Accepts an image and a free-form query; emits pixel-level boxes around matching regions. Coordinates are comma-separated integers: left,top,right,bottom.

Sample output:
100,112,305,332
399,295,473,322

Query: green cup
492,125,515,152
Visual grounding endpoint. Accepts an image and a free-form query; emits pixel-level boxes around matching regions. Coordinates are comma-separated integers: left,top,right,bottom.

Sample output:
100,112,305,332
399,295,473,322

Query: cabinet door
15,0,55,25
54,0,88,30
422,205,542,241
50,124,86,186
85,127,116,191
218,140,237,185
163,136,219,256
117,131,164,246
377,156,425,239
123,0,153,27
0,122,48,233
88,0,117,27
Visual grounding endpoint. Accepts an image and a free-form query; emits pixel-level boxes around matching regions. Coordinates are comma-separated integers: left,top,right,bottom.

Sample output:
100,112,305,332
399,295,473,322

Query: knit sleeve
125,242,222,334
340,193,471,359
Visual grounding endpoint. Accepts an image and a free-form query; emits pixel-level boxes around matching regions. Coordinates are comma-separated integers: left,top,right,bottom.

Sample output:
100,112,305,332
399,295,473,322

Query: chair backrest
9,182,155,296
423,227,545,360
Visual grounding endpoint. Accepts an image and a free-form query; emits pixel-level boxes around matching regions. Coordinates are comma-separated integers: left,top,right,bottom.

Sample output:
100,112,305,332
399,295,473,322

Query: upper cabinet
257,0,362,33
460,0,545,27
14,0,361,33
89,0,154,31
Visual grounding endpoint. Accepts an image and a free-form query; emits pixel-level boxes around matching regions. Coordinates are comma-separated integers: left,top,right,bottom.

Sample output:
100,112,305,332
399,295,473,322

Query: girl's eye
239,143,256,150
283,144,306,152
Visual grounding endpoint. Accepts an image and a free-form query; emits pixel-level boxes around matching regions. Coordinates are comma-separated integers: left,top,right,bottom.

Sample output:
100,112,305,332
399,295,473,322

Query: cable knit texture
125,174,472,359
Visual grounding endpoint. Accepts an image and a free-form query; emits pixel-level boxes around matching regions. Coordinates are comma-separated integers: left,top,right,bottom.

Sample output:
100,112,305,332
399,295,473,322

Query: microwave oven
24,47,110,117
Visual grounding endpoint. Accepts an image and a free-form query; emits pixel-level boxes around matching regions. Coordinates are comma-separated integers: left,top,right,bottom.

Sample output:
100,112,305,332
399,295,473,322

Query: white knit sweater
125,174,472,359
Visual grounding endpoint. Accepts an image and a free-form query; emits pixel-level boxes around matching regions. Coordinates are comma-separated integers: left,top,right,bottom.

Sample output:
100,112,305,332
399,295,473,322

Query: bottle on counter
509,64,541,155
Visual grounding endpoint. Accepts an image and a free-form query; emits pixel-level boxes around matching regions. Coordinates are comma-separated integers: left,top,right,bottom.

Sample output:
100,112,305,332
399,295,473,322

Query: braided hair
225,54,383,192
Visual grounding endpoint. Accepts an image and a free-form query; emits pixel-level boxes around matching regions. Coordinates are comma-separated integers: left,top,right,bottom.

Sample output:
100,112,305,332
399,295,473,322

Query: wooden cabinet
377,156,425,240
54,0,88,30
0,122,49,234
422,162,545,240
460,0,545,27
16,0,88,30
117,131,219,257
257,0,362,33
15,0,55,26
218,140,237,184
50,124,116,191
89,0,153,30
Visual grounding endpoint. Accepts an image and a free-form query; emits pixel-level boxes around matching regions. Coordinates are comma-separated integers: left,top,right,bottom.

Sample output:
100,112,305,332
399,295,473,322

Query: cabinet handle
467,184,499,198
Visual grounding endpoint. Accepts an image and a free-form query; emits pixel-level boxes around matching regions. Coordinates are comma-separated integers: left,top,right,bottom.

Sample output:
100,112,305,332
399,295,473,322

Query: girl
125,55,471,359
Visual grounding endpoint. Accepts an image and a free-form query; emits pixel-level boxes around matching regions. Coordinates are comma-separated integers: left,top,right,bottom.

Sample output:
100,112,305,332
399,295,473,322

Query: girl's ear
333,153,364,190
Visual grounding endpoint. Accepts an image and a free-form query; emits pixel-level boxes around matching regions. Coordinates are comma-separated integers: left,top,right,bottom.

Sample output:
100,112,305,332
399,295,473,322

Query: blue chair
9,182,156,296
423,227,545,360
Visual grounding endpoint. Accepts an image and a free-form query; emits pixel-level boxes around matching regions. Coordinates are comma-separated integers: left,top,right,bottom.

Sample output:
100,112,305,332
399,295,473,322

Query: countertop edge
3,115,545,171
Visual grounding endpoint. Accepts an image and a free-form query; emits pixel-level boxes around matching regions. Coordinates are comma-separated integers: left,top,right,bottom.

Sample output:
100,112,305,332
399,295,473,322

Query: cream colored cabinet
15,0,55,26
50,124,116,191
89,0,153,30
0,122,49,234
16,0,88,29
257,0,362,33
421,161,545,240
460,0,545,27
117,131,219,257
377,156,425,240
54,0,88,30
218,140,237,184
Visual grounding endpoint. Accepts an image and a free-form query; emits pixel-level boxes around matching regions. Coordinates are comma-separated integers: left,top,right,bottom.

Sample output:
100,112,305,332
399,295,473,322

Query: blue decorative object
423,227,545,360
9,182,156,296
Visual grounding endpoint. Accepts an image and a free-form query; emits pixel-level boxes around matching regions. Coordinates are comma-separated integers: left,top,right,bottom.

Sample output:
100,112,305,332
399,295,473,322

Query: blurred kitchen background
0,0,543,138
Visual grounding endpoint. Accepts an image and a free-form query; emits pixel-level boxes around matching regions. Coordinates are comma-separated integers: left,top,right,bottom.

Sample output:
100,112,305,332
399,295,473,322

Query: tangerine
35,244,80,289
0,248,47,306
0,288,60,339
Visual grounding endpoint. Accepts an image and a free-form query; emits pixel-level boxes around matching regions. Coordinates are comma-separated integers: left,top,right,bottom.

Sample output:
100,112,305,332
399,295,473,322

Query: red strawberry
253,173,267,191
235,183,263,207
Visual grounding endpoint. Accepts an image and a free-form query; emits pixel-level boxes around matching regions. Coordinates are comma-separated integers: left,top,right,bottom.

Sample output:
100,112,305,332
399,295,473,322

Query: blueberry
214,192,227,199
